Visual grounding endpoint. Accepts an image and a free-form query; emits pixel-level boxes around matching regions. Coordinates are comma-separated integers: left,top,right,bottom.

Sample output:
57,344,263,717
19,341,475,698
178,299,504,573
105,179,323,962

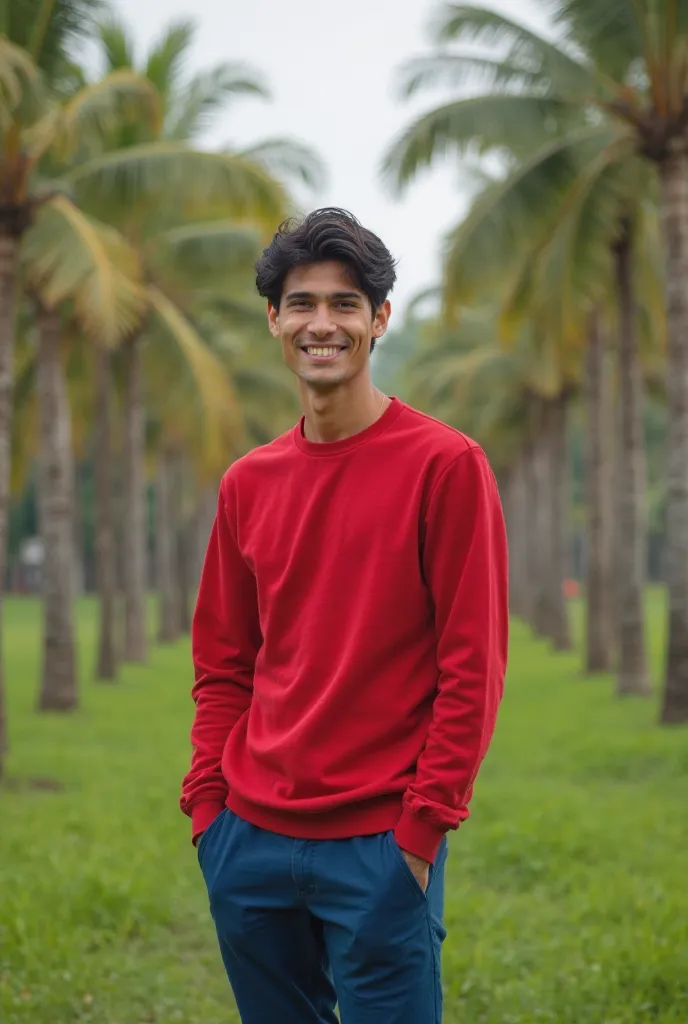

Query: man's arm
180,479,262,844
394,446,509,866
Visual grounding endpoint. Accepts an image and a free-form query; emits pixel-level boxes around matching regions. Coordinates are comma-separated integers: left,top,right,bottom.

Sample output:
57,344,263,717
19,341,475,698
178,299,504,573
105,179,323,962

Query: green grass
1,593,687,1023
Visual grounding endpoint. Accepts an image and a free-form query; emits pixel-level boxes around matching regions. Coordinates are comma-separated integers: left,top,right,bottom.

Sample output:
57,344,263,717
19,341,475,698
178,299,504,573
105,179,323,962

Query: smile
302,346,345,359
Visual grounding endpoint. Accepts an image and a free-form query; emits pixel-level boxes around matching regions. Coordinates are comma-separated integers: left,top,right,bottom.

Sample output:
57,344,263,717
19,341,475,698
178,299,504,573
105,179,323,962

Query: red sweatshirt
181,398,508,863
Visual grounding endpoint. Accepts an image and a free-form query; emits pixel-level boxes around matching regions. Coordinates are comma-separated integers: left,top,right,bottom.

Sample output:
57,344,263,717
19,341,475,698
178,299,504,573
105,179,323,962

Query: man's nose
308,306,337,337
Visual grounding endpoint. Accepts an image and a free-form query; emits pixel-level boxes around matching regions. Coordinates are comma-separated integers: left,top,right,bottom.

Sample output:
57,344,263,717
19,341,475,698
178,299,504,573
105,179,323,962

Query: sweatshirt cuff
394,807,446,864
191,799,227,846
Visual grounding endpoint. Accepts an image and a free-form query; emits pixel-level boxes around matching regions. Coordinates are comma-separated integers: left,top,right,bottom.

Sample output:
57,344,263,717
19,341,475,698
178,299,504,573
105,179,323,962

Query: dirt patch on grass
2,776,65,792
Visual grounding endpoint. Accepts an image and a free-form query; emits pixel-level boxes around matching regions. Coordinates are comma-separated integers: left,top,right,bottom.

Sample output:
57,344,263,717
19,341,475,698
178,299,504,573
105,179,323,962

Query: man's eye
337,302,356,309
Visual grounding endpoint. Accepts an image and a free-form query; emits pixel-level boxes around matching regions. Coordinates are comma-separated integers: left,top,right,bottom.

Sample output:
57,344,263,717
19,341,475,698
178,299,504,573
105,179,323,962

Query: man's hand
401,849,430,892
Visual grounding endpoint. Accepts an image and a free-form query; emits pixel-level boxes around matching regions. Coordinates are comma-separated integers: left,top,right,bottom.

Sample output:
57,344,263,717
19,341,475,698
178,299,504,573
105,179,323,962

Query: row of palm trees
0,0,318,778
382,0,688,724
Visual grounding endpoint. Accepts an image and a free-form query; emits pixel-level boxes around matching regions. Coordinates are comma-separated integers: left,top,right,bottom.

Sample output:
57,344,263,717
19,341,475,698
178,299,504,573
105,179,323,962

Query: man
181,208,509,1024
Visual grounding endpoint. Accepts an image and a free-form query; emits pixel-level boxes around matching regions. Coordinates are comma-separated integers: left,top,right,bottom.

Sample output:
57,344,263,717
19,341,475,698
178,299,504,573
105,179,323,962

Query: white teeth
306,346,338,357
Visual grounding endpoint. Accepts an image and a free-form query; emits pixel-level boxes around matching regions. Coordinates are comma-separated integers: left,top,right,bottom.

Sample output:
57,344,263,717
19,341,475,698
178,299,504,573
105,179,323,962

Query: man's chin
298,368,347,390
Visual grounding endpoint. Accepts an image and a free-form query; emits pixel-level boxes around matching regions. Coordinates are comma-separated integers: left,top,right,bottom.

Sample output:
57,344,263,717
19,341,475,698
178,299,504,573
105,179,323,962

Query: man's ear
267,301,280,337
372,299,391,341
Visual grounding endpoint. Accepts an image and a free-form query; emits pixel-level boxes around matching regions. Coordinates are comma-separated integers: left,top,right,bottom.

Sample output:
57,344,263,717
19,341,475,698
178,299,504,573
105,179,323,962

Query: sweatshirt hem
227,791,403,840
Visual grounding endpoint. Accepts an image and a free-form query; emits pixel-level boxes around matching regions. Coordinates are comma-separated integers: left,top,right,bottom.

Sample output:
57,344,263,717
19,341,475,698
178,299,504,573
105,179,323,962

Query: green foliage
3,0,104,80
0,595,686,1022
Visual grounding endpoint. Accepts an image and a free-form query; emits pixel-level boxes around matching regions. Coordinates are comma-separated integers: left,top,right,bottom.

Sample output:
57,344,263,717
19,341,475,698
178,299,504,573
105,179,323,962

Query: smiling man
181,208,509,1024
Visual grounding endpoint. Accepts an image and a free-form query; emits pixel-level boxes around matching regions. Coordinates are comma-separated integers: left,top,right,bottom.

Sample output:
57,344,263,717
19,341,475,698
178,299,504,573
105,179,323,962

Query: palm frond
96,15,136,72
55,68,161,157
145,19,195,99
553,0,644,81
7,0,104,80
240,138,327,192
67,142,291,226
398,54,544,99
440,125,617,312
151,220,260,288
166,62,268,140
430,4,597,96
21,195,146,346
382,93,579,192
145,285,244,470
0,33,42,129
499,133,638,340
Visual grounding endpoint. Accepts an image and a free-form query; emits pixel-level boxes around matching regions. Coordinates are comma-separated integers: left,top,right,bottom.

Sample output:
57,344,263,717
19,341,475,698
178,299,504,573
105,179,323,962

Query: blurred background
1,1,687,1022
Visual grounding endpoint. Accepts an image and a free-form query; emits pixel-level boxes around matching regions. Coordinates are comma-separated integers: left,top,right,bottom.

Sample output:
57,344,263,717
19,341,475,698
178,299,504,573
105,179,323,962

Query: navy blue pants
197,809,447,1023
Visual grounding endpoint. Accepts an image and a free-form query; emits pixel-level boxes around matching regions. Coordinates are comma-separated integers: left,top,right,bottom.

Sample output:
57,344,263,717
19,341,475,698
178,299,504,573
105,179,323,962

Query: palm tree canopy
95,15,269,143
20,194,146,346
66,141,293,228
4,0,103,79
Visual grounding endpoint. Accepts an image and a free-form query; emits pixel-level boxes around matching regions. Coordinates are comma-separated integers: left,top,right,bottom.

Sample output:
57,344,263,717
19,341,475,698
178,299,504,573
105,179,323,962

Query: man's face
268,261,390,390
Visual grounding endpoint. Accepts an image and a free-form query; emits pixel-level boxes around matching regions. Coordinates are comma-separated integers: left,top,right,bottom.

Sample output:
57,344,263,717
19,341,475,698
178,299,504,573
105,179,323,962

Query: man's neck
300,379,391,444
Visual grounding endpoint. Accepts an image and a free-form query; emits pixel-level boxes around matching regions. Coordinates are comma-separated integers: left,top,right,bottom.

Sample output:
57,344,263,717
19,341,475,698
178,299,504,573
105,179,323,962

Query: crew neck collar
293,397,404,456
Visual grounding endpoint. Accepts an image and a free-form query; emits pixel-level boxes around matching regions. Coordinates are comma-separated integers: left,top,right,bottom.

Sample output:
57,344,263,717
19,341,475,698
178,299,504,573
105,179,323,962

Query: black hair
255,207,397,352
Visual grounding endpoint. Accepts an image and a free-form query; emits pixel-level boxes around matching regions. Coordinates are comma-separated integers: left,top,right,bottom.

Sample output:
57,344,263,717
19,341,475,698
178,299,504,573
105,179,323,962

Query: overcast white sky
112,0,548,318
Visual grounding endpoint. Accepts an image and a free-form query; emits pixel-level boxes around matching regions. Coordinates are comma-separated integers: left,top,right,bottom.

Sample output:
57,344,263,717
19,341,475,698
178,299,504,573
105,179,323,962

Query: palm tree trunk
174,455,193,634
94,347,118,680
122,334,148,662
584,314,616,672
546,393,572,651
177,524,192,633
614,223,651,696
519,441,537,628
659,148,688,723
156,448,180,643
503,454,530,619
530,405,551,639
193,485,217,589
36,307,78,711
0,233,18,778
72,462,85,597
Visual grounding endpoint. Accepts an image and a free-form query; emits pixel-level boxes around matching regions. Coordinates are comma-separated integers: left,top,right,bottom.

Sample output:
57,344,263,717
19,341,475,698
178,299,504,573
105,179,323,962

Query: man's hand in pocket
401,849,430,892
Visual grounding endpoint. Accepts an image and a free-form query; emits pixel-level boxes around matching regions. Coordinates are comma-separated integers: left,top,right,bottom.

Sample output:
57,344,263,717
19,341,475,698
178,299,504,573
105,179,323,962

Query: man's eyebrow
284,290,364,301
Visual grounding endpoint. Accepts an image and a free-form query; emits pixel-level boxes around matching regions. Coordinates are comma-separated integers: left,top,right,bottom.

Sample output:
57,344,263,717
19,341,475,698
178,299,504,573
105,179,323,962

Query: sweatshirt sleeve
180,479,262,842
394,446,509,864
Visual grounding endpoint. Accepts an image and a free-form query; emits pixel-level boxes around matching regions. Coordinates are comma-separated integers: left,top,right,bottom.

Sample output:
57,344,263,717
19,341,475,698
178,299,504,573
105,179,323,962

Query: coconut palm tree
382,2,672,696
583,312,616,671
65,16,323,665
0,4,157,767
384,0,688,717
20,201,149,708
404,307,575,649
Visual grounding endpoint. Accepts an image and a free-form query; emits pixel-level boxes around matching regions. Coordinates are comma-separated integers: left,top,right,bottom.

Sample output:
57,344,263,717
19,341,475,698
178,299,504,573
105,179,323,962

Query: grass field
1,594,687,1023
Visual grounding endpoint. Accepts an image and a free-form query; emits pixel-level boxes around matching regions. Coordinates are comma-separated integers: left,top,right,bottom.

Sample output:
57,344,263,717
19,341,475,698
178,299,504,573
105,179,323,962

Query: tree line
0,0,317,778
377,0,688,725
3,0,688,788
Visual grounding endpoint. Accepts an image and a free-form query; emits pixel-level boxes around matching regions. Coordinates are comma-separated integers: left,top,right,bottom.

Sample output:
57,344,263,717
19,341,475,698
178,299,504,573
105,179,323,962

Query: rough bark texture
156,448,181,644
36,308,78,711
503,455,531,620
523,431,543,636
546,395,572,651
177,519,193,635
530,413,551,639
614,226,651,696
193,485,217,588
94,347,118,681
659,147,688,723
174,456,194,634
72,463,85,596
584,315,616,672
527,398,572,647
122,335,148,662
0,234,18,776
